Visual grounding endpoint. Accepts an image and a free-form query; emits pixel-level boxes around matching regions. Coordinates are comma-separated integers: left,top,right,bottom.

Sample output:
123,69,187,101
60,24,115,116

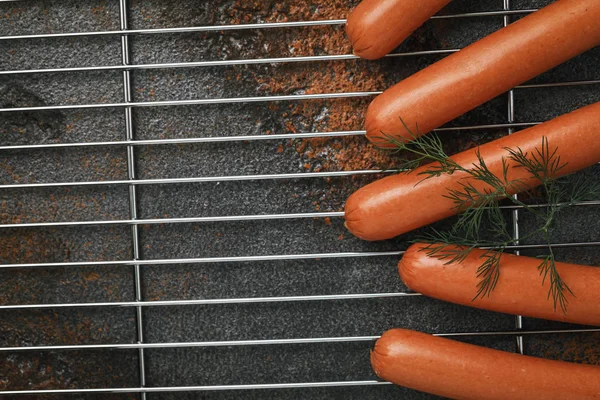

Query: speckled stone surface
0,0,598,399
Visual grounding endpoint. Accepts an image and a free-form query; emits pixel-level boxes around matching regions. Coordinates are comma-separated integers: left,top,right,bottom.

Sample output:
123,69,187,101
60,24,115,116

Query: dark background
0,0,599,399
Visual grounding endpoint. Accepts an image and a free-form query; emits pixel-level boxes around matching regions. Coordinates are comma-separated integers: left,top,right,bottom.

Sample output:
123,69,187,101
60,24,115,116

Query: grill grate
1,0,599,398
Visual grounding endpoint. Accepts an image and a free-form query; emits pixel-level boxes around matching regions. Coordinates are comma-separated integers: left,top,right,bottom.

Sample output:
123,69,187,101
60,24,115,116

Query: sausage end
371,329,401,380
397,250,417,290
371,329,425,382
365,97,398,148
344,190,375,241
344,182,399,241
345,5,385,60
398,243,431,291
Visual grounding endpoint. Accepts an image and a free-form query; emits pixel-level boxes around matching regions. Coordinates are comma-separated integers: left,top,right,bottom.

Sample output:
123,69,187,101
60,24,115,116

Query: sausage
346,0,452,60
371,329,600,400
399,243,600,325
345,101,600,241
365,0,600,146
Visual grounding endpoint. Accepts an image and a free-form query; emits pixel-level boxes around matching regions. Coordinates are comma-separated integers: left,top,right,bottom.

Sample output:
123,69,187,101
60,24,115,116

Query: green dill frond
474,249,504,300
537,254,575,314
451,200,489,241
374,119,461,179
419,240,475,266
505,137,567,184
486,202,512,241
563,174,600,204
469,148,505,190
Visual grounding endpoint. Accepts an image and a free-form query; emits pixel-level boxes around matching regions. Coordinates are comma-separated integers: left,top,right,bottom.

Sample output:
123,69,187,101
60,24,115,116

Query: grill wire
0,0,599,398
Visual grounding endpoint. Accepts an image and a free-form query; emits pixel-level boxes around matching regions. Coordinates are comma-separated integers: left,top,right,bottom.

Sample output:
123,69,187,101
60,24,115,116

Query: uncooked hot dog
345,101,600,241
346,0,452,60
399,243,600,326
365,0,600,146
371,329,600,400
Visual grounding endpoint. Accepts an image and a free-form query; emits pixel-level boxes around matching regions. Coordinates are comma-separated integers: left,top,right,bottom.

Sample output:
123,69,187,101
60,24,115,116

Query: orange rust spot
84,272,100,282
284,121,297,133
91,5,105,14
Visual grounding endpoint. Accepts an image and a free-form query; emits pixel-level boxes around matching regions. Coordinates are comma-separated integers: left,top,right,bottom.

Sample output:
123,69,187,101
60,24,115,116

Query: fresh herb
378,122,599,314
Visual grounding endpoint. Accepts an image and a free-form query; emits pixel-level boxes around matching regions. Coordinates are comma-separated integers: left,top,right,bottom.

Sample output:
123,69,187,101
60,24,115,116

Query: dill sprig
377,122,598,314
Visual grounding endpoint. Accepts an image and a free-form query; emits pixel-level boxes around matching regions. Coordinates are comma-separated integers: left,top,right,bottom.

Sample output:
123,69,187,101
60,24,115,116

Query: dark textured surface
0,0,598,399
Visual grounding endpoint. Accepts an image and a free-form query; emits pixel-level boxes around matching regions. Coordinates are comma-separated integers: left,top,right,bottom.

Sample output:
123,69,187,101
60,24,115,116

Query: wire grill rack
0,0,599,398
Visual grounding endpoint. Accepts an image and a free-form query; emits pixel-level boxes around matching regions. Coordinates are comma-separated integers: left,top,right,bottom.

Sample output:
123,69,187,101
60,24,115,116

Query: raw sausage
365,0,600,146
346,0,452,60
371,329,600,399
399,243,600,325
345,101,600,241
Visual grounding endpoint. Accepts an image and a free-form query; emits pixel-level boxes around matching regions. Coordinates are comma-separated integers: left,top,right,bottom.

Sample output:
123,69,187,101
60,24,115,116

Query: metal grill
0,0,599,398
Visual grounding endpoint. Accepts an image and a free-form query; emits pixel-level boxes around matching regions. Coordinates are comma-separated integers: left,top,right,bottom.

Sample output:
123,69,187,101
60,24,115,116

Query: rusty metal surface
0,0,599,399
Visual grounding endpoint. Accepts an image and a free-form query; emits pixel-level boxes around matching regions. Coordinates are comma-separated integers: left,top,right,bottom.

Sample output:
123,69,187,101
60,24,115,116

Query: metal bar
517,80,600,89
0,170,391,190
0,250,405,269
0,130,366,151
0,211,346,229
0,381,391,396
0,92,379,113
2,241,600,270
0,20,345,41
118,0,147,397
0,50,457,77
0,79,597,114
0,9,537,41
0,123,540,153
511,116,526,354
0,337,384,353
4,200,600,230
1,328,597,353
0,292,419,311
503,0,525,356
436,122,539,131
